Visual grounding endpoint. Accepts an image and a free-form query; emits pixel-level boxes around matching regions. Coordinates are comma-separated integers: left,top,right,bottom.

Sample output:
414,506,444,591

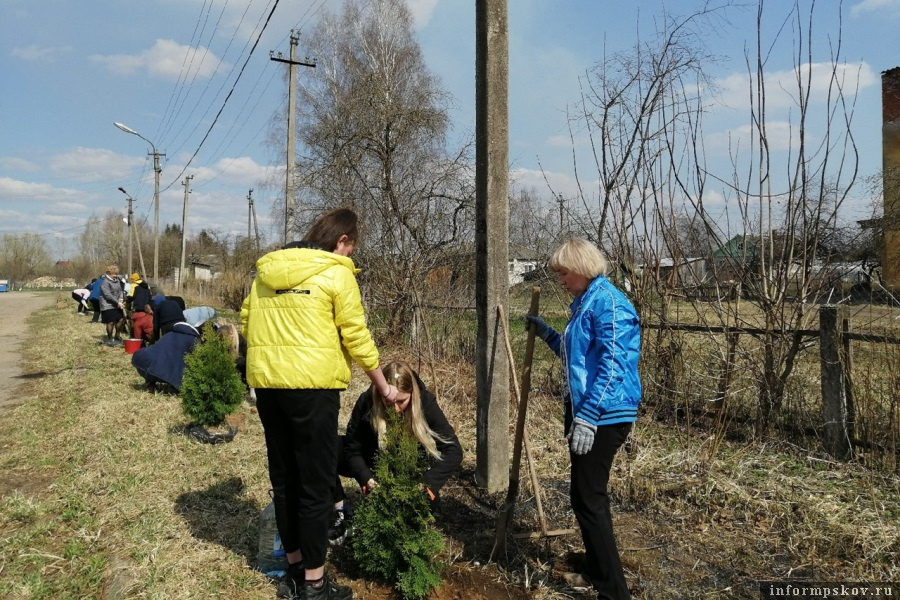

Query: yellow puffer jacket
240,247,379,389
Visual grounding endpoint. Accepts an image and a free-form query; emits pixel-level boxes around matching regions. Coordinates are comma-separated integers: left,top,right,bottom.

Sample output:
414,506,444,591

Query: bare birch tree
290,0,475,339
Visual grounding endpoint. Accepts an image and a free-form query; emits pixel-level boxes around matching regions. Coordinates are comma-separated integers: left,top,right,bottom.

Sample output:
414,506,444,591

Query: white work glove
568,418,597,455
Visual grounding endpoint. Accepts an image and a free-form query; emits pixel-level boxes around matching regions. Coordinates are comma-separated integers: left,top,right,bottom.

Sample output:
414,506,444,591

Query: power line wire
162,0,283,190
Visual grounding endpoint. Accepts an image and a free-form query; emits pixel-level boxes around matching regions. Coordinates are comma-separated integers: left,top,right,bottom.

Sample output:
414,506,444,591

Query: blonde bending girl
333,360,462,528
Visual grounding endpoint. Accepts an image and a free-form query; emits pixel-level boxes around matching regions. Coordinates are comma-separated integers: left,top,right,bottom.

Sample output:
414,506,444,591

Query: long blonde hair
214,320,240,357
370,361,447,459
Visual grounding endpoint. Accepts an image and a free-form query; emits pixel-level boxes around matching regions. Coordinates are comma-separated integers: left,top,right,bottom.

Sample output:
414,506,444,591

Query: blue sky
1,0,899,258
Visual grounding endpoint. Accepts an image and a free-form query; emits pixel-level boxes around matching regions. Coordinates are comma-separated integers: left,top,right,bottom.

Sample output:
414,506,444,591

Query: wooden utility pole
475,0,510,493
179,175,193,291
271,31,315,245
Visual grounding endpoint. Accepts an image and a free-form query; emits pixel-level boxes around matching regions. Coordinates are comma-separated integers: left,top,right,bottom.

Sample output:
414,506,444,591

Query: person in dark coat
332,360,462,536
131,322,201,392
153,298,186,341
130,275,153,345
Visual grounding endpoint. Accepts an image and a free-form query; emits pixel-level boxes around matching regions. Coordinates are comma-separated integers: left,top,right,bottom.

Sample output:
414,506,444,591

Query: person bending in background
241,207,399,600
87,277,102,322
131,321,201,393
130,274,154,346
99,265,126,346
152,297,185,341
527,238,641,600
71,287,90,315
213,320,247,386
183,305,217,328
330,360,462,543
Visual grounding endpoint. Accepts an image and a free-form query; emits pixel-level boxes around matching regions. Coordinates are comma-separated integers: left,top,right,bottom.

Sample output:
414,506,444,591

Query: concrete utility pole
248,189,260,252
179,175,193,291
271,31,315,245
248,189,253,241
152,150,163,282
114,122,164,282
475,0,510,493
118,187,146,278
882,67,900,292
120,188,134,276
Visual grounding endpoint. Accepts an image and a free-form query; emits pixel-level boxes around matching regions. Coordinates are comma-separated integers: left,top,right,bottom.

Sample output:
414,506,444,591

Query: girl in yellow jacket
241,208,398,600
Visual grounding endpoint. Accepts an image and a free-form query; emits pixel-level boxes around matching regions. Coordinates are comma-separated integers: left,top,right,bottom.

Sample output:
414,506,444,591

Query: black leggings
256,389,340,570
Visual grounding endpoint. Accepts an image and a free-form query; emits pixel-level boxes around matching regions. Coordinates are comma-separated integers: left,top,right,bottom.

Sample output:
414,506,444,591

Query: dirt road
0,291,56,413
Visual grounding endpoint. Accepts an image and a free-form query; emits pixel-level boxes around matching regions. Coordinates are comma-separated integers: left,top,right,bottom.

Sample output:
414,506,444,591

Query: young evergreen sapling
181,322,245,428
350,408,445,599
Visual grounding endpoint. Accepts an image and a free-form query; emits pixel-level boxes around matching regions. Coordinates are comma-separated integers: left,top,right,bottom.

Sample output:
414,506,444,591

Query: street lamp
114,121,164,282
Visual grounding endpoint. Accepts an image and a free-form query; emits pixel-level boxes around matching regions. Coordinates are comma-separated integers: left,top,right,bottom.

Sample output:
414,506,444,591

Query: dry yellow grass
0,296,897,599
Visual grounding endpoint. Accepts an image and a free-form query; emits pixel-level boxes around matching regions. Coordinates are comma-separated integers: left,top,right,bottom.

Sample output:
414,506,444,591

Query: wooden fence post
819,306,852,460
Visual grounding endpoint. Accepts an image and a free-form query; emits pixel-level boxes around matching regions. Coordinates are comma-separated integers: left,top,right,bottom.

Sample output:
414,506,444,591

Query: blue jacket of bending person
131,322,201,391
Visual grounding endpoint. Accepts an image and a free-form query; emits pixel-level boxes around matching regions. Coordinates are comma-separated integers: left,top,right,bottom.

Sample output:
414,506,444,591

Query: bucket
124,339,142,354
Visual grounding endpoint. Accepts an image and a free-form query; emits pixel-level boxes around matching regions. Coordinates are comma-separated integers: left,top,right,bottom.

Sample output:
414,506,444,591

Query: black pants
72,292,88,313
90,299,101,322
257,388,340,570
570,422,632,600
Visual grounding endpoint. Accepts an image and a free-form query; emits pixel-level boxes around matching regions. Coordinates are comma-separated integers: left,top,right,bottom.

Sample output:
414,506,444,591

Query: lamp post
114,122,164,282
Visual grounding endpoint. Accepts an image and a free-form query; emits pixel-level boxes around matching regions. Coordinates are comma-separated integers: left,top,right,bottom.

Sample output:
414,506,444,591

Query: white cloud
713,61,877,113
407,0,440,28
50,202,90,213
181,156,283,187
0,177,76,202
90,39,226,81
0,157,40,172
851,0,900,17
213,156,282,184
545,132,592,149
49,148,146,183
705,120,798,155
510,167,594,200
11,44,72,62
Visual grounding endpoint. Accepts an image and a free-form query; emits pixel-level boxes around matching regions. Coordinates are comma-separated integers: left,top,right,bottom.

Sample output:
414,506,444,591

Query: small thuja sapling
351,408,445,599
181,322,245,435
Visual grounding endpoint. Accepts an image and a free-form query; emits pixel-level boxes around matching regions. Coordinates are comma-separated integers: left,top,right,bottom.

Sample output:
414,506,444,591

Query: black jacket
344,376,462,495
153,299,185,340
132,281,152,313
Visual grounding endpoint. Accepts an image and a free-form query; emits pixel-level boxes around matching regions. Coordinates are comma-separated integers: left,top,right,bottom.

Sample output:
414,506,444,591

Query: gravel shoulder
0,291,56,413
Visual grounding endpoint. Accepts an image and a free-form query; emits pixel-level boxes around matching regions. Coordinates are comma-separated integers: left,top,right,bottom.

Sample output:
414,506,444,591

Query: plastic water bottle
256,499,288,577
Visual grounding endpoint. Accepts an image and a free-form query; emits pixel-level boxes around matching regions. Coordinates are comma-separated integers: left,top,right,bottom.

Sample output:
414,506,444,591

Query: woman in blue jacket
131,322,201,392
528,238,641,600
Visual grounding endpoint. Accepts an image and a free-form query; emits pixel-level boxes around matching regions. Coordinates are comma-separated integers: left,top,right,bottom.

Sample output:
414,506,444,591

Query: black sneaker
327,509,347,546
305,574,353,600
276,562,304,599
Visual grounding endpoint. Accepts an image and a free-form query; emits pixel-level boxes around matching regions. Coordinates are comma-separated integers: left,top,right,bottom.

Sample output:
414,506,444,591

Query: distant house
508,244,541,285
173,255,218,285
709,234,761,287
190,258,216,282
636,256,709,290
